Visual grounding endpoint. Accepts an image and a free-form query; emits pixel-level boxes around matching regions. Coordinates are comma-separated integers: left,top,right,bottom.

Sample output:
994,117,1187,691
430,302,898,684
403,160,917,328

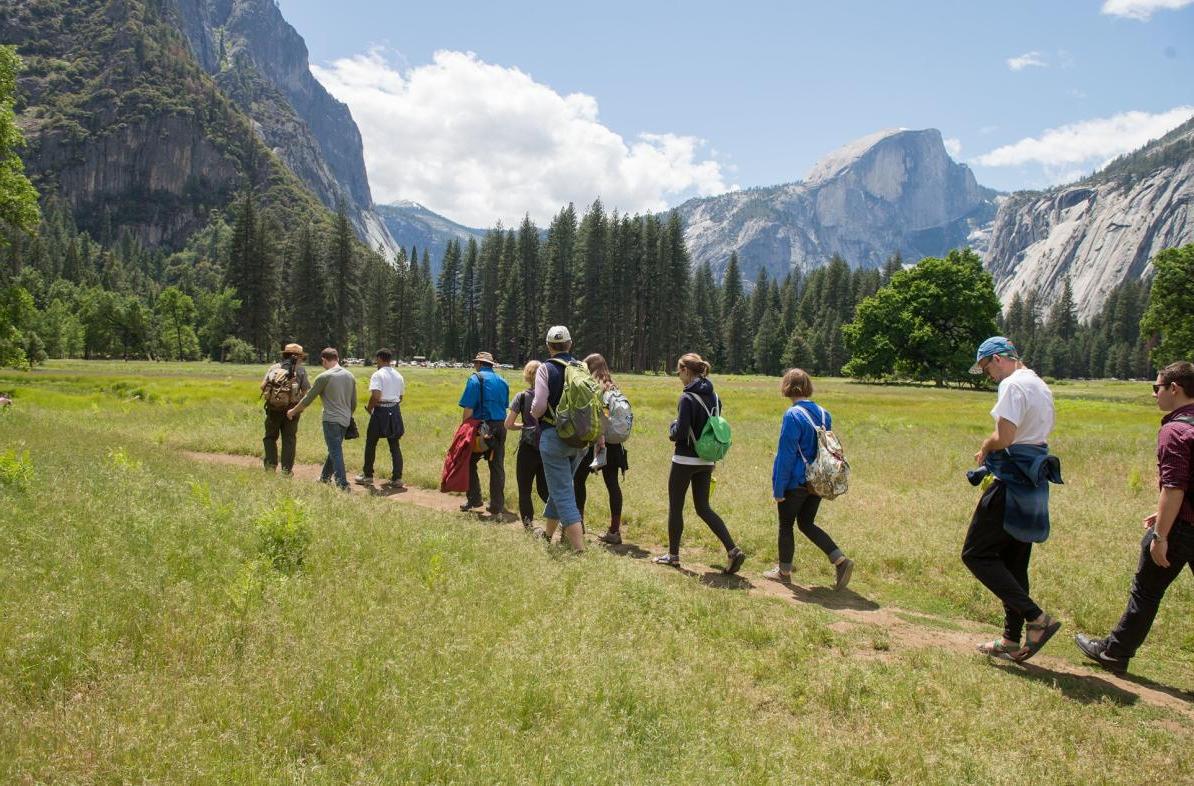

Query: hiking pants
777,486,842,571
1104,520,1194,660
467,420,506,513
515,442,549,522
540,427,586,527
574,443,626,520
961,481,1044,644
362,434,403,482
263,408,299,472
667,462,736,556
320,420,349,489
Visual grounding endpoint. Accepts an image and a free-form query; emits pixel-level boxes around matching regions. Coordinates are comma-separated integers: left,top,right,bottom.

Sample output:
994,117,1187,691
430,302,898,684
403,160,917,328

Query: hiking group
257,331,1194,674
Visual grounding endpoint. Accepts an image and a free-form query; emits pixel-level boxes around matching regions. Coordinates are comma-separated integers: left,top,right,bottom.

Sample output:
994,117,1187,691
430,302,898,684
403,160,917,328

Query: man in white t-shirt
962,336,1062,663
354,348,406,489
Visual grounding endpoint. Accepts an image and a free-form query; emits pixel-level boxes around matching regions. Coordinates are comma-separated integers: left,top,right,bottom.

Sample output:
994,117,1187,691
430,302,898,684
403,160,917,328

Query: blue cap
969,336,1018,374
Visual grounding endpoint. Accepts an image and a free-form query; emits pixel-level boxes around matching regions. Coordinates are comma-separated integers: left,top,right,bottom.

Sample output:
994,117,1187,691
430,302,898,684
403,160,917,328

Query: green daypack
685,392,732,462
548,357,604,447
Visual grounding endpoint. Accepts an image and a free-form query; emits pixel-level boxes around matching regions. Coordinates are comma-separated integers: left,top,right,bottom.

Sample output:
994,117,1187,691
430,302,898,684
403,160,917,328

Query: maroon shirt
1158,403,1194,525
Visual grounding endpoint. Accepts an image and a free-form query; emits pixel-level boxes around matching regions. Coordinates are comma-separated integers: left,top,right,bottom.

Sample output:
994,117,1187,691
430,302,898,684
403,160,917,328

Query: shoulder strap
1174,415,1194,426
793,404,822,431
473,372,485,412
684,391,713,418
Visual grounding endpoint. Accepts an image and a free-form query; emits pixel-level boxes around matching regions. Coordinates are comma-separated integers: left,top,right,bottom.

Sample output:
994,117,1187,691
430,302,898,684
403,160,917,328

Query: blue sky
280,0,1194,226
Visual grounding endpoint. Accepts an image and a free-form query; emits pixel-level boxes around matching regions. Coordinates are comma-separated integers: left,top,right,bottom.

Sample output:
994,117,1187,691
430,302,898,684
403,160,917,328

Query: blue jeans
320,420,348,488
539,427,585,527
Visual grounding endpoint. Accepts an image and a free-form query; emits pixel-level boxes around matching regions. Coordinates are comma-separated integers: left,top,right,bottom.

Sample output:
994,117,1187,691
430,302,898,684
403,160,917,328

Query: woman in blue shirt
763,368,854,590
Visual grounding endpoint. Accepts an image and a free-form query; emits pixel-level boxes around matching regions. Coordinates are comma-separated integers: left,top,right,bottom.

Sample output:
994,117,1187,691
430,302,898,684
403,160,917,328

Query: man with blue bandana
963,337,1063,663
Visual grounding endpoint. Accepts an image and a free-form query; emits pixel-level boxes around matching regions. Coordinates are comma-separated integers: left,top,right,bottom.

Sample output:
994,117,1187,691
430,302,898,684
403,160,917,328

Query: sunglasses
1152,382,1170,393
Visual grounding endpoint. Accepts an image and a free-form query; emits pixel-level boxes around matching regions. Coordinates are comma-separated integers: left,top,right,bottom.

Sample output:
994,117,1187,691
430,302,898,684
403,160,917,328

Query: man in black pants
962,337,1062,663
458,351,510,516
261,343,311,474
1076,361,1194,673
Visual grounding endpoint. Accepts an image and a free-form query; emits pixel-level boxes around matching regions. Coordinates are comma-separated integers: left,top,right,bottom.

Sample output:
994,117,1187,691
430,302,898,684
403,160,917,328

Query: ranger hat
545,325,571,343
282,343,306,358
969,336,1018,374
472,351,497,366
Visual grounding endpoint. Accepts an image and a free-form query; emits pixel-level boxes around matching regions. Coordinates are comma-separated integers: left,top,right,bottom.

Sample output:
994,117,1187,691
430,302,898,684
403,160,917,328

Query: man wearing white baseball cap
963,336,1063,663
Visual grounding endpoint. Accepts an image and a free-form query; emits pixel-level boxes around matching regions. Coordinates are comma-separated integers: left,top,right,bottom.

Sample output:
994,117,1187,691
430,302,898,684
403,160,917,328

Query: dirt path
186,450,1194,719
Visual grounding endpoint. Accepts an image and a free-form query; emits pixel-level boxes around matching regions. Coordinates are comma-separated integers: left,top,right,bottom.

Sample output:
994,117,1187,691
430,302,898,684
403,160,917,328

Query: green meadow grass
1,361,1192,783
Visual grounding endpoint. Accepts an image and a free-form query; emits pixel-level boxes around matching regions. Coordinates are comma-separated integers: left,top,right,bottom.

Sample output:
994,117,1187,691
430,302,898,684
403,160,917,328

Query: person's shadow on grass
993,661,1142,707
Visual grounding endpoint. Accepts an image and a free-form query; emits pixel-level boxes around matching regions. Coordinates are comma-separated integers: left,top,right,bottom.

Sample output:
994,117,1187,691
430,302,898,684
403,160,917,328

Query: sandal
762,566,791,583
1012,615,1061,663
976,638,1023,661
724,547,746,575
652,553,681,567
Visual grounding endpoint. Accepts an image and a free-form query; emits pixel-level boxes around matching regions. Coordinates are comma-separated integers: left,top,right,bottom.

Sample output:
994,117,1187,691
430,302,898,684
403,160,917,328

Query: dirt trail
186,450,1194,718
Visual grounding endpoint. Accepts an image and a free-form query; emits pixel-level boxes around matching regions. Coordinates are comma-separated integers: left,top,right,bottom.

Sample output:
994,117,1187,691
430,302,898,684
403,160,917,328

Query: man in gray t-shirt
288,347,358,489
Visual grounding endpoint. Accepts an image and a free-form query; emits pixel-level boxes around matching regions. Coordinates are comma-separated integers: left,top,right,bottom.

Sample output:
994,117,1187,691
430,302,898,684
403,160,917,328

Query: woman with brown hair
505,360,549,529
573,353,631,544
652,353,745,573
764,368,853,589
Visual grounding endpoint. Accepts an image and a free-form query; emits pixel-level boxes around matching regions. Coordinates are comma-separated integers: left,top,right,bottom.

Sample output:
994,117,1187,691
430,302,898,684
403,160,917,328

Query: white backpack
602,388,634,444
793,405,849,500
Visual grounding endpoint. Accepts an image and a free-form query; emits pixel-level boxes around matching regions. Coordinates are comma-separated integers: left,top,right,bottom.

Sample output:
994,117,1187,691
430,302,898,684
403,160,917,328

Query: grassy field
1,360,1192,784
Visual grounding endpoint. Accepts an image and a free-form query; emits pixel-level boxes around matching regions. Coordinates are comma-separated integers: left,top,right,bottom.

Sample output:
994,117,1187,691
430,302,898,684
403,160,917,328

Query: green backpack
548,358,604,447
685,392,732,461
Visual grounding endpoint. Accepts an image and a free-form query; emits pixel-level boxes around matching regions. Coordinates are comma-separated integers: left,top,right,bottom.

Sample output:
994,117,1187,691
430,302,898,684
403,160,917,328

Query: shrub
0,448,34,491
254,498,311,576
221,336,256,363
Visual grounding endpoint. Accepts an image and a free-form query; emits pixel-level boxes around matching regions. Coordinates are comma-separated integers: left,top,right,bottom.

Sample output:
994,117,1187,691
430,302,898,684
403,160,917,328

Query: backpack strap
684,391,717,444
791,404,825,467
1174,415,1194,426
472,372,485,418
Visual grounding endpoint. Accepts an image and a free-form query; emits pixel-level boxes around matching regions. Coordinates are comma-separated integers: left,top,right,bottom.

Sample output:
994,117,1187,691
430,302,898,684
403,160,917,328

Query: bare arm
505,409,520,430
367,389,381,414
976,417,1018,464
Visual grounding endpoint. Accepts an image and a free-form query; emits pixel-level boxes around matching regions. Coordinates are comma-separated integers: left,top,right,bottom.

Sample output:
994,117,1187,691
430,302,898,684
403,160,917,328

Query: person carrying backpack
505,360,549,529
530,326,601,552
459,351,510,516
572,353,632,545
260,343,311,475
652,353,745,573
763,368,854,589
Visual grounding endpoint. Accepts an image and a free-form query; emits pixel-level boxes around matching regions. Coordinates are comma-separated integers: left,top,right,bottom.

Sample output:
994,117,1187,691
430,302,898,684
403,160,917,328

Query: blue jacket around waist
967,443,1063,543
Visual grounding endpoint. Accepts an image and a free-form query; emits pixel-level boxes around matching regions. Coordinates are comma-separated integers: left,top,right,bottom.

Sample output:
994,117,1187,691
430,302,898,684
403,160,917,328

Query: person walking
1075,361,1194,674
287,347,357,490
459,351,510,515
260,343,310,475
762,368,854,589
506,360,549,529
652,353,745,573
354,348,406,490
963,337,1063,662
571,353,631,545
530,326,588,552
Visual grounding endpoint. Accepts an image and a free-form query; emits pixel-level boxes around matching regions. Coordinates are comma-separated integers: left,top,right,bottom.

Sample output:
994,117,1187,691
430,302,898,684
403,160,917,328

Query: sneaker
834,558,854,591
386,479,405,490
531,526,550,541
353,474,373,486
459,503,479,512
762,566,791,583
1075,634,1129,674
597,530,622,545
521,516,534,530
652,553,681,567
725,547,746,575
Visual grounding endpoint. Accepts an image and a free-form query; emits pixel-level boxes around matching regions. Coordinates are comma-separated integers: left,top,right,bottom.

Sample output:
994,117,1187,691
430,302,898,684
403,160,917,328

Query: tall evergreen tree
461,238,479,358
437,239,462,359
542,205,577,330
289,223,332,353
327,201,358,354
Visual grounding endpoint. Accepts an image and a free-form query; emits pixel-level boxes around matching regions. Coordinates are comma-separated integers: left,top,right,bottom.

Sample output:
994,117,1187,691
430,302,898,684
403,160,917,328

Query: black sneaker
725,547,746,575
460,502,480,512
834,558,855,591
354,474,373,486
597,530,622,545
1075,634,1129,674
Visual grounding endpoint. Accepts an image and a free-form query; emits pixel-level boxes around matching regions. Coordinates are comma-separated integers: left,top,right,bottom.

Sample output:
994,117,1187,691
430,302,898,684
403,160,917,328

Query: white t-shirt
370,366,405,405
991,368,1054,444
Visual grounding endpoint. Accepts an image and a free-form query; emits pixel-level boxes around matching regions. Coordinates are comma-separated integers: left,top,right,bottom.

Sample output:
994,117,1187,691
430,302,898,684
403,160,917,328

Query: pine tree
289,223,332,353
753,306,786,375
517,215,541,361
478,228,503,351
881,252,904,284
437,239,462,359
327,201,358,354
783,325,815,369
461,238,479,359
663,212,691,366
542,205,577,330
573,200,607,352
720,253,749,373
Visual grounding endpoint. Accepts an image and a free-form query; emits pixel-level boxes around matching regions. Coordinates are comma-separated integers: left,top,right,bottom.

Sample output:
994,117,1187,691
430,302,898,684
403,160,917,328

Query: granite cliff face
2,0,395,254
375,202,487,272
676,129,998,282
983,117,1194,320
168,0,397,256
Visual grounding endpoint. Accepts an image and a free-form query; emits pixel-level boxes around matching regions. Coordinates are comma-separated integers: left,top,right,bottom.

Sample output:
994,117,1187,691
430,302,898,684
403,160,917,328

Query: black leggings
574,444,625,519
667,462,735,555
777,486,842,568
515,442,549,520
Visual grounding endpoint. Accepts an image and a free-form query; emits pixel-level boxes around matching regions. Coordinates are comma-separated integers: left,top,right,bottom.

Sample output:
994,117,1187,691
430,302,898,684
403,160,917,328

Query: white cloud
943,138,962,158
1101,0,1194,20
311,49,731,227
1007,51,1048,71
973,106,1194,175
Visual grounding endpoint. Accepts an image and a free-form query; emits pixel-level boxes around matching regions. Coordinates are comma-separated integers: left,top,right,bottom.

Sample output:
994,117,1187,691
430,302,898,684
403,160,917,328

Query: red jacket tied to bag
441,419,482,493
